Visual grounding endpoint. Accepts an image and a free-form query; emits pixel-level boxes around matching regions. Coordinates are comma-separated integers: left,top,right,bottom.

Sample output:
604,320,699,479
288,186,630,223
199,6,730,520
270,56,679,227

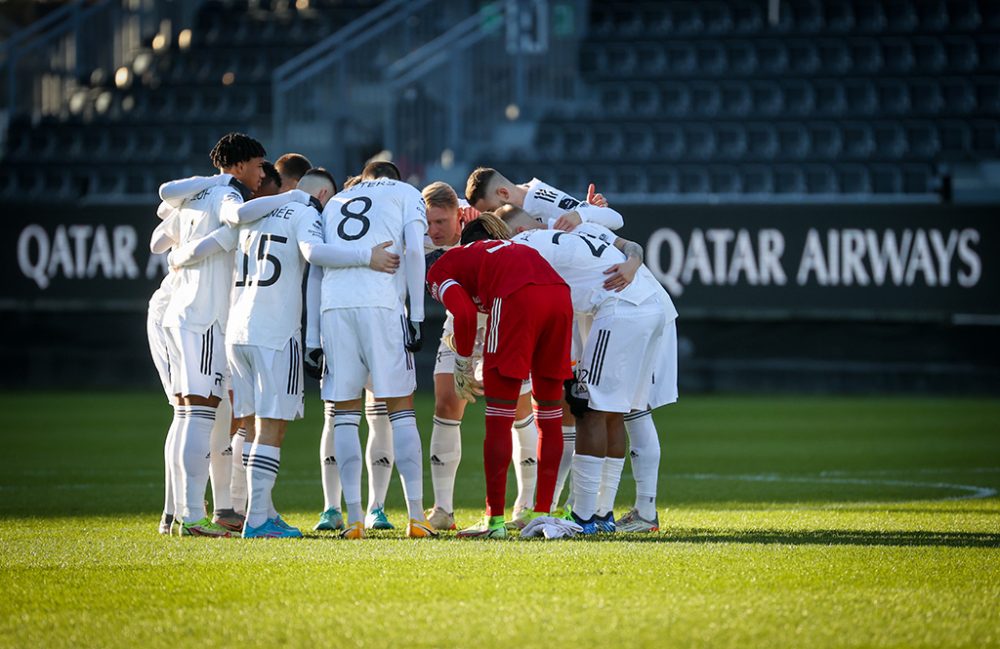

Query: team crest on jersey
429,281,440,299
558,197,580,211
535,188,559,203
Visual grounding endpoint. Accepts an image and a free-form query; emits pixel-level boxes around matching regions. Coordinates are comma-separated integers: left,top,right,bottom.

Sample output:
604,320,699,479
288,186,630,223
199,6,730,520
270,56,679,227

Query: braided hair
209,132,266,169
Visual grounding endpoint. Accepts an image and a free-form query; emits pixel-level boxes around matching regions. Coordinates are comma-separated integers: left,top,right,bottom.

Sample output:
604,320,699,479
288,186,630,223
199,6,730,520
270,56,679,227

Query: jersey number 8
337,196,372,241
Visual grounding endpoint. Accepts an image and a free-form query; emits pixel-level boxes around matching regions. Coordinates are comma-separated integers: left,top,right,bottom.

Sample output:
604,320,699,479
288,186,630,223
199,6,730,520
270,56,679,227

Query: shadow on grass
296,528,1000,548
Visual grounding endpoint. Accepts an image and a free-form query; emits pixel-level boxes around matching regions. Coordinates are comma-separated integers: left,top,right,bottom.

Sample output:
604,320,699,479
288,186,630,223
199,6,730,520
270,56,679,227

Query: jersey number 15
235,234,288,288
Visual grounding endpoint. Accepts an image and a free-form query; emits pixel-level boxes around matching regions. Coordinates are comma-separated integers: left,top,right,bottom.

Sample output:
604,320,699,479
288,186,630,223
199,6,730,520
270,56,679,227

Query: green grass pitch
2,392,999,648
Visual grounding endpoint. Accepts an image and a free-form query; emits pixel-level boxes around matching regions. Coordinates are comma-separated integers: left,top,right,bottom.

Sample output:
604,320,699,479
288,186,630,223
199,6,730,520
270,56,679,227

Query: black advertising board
2,202,997,322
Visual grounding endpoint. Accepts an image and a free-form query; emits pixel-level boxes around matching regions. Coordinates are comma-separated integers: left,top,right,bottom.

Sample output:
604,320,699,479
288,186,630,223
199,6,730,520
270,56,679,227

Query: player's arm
149,209,180,254
158,173,232,208
167,225,239,269
224,189,311,227
300,240,399,272
603,236,644,292
303,264,325,379
401,219,427,351
436,281,477,358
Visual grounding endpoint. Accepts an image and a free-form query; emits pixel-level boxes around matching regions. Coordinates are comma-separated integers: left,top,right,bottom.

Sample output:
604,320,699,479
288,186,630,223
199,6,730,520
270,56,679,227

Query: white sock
625,409,660,520
163,410,180,516
364,398,393,512
512,415,538,512
429,416,461,512
177,405,215,522
388,409,424,520
571,454,603,521
552,425,576,509
208,396,233,512
320,402,342,511
334,409,364,524
596,457,625,516
246,442,280,529
230,427,247,515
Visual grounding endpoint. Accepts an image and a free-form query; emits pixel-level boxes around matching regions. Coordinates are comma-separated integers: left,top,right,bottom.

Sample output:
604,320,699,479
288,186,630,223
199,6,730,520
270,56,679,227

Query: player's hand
586,183,608,208
369,242,400,273
457,205,481,226
454,356,483,403
603,258,641,291
553,211,582,231
404,319,423,353
304,347,324,380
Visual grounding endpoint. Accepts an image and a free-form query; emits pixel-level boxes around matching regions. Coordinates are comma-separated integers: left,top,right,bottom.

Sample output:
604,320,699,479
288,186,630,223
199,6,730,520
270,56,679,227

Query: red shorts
483,283,573,382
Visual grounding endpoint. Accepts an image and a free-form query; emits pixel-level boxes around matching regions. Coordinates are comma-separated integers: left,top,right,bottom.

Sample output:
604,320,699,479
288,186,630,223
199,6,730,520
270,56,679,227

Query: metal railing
383,0,587,182
272,0,589,181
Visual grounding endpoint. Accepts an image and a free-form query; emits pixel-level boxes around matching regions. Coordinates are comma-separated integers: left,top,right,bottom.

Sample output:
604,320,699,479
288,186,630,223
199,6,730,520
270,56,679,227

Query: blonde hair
422,181,459,209
476,212,511,240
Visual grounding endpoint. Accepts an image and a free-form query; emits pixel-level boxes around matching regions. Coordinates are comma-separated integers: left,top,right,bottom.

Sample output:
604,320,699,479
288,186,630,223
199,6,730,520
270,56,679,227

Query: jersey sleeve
294,206,325,246
210,221,240,252
402,184,428,232
217,188,245,230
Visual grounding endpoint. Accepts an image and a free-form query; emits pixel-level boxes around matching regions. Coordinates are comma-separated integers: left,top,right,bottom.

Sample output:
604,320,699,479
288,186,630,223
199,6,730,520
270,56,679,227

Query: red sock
484,403,516,517
530,376,566,514
533,405,564,513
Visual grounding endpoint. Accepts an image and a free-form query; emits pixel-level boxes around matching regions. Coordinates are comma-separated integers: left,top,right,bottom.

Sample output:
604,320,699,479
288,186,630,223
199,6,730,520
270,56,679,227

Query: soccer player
313,160,434,539
496,205,679,533
426,216,574,539
256,161,282,197
465,168,624,512
159,132,265,537
275,153,313,192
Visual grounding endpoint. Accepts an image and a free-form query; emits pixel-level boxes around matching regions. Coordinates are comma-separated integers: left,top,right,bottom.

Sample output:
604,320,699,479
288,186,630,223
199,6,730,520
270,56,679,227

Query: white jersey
512,225,672,317
521,178,623,230
320,178,427,311
161,183,245,331
226,200,325,350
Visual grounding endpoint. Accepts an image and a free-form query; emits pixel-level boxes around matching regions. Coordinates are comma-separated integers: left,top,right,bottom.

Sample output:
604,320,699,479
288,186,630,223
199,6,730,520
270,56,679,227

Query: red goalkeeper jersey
426,239,566,313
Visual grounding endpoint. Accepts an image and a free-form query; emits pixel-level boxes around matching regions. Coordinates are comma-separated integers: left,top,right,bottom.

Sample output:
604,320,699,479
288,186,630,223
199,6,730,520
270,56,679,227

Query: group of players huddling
149,132,677,540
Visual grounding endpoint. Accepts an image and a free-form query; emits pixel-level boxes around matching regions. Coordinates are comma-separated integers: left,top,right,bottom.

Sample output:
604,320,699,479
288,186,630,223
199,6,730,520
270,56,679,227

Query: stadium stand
0,0,998,201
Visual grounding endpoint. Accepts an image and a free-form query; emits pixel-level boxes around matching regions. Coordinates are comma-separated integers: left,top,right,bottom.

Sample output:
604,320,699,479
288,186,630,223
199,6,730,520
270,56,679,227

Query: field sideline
2,392,999,648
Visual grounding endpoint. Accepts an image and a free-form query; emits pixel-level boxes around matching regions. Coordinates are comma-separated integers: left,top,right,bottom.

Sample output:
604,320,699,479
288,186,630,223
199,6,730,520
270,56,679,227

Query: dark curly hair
209,132,266,169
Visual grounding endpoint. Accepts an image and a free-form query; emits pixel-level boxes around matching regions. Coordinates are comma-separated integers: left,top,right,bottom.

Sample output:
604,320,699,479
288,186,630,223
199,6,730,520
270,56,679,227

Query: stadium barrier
1,202,997,393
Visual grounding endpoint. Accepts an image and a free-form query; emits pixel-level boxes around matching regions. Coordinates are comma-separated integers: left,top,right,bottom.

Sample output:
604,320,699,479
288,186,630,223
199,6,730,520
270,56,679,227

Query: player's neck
508,185,527,208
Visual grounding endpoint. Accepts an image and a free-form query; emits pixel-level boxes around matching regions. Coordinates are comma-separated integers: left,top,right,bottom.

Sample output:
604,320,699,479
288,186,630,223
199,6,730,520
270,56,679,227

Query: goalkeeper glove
453,355,483,403
404,319,423,353
304,347,324,380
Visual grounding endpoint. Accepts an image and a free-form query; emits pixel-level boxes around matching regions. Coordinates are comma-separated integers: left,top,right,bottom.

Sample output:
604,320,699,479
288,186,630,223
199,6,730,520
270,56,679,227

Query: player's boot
271,514,295,531
314,507,346,531
365,505,394,530
570,512,598,536
158,513,174,536
425,506,456,531
180,517,233,538
212,508,245,533
406,518,439,538
340,521,366,540
243,519,286,539
457,515,507,539
505,507,539,531
595,511,617,533
615,509,660,533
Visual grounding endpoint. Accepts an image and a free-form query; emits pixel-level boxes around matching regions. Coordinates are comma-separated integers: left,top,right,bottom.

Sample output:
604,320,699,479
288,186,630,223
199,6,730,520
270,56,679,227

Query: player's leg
230,415,248,516
510,387,538,526
160,399,180,534
551,408,576,515
530,376,568,516
209,393,243,531
367,307,434,537
427,338,467,530
620,314,676,532
323,309,369,538
315,400,345,531
594,413,626,532
363,393,395,530
244,417,301,538
149,311,179,533
571,406,612,534
620,409,660,530
169,323,229,537
456,367,521,539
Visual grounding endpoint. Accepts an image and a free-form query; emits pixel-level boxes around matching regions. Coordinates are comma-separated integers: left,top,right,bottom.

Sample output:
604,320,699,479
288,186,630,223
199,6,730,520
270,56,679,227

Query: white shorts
228,338,305,421
576,296,675,413
146,312,174,404
647,318,679,409
321,306,416,401
164,322,227,400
